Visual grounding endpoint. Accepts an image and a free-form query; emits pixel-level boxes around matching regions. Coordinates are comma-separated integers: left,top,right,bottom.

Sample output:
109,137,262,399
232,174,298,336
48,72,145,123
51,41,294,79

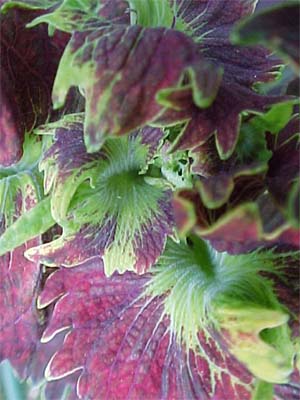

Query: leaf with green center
232,1,300,72
52,24,222,152
38,258,257,399
26,121,174,275
146,237,296,384
38,242,298,399
128,0,188,31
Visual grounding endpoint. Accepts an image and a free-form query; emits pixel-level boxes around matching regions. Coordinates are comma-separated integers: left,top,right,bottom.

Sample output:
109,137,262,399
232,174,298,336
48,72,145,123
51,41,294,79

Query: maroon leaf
267,115,300,227
173,189,300,254
30,333,79,400
161,0,285,159
53,24,222,152
98,0,130,24
26,118,174,275
170,86,283,159
0,192,43,378
38,259,255,399
233,1,300,72
0,7,69,166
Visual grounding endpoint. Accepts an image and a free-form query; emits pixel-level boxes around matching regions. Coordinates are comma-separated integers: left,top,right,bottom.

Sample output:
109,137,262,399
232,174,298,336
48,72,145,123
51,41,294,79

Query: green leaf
0,361,27,400
288,177,300,228
0,197,54,256
128,0,188,31
236,101,295,164
255,101,296,135
0,135,43,227
236,119,272,164
27,0,102,33
146,237,297,383
1,0,58,13
252,381,273,400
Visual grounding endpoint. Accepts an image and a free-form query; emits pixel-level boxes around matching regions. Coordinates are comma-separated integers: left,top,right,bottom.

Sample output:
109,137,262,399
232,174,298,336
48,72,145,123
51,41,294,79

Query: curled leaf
38,258,254,399
232,1,300,72
26,119,174,275
52,25,222,152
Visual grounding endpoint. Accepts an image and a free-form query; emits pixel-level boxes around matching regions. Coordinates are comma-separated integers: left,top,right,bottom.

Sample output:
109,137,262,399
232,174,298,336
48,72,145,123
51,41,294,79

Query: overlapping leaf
173,188,299,255
232,0,300,72
26,117,174,275
0,228,42,378
51,23,221,152
38,258,254,399
267,114,300,227
0,135,73,393
38,239,297,399
0,135,43,377
0,6,70,166
160,0,286,159
172,102,299,253
29,333,80,400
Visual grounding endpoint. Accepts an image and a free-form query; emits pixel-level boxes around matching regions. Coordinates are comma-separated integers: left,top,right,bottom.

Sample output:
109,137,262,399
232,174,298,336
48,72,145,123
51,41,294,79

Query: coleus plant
0,0,299,399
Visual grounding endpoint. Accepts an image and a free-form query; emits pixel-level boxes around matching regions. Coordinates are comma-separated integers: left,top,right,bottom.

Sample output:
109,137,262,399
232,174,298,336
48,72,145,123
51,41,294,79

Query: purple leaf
53,25,222,152
267,115,300,227
26,119,174,275
0,7,69,166
173,190,300,254
232,1,300,72
38,259,255,399
0,186,42,378
161,0,285,159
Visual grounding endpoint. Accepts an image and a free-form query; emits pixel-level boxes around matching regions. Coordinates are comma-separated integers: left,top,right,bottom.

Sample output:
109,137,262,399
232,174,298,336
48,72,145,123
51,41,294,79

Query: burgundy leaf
233,1,300,72
38,259,255,400
162,0,285,158
267,115,300,227
26,119,174,275
0,7,68,166
170,85,283,159
0,192,42,378
173,190,300,254
98,0,130,24
30,333,79,400
53,24,222,152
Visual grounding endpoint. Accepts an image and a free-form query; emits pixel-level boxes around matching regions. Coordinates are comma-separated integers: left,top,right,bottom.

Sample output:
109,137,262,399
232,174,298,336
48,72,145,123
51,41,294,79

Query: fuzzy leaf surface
26,118,174,275
39,258,257,400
